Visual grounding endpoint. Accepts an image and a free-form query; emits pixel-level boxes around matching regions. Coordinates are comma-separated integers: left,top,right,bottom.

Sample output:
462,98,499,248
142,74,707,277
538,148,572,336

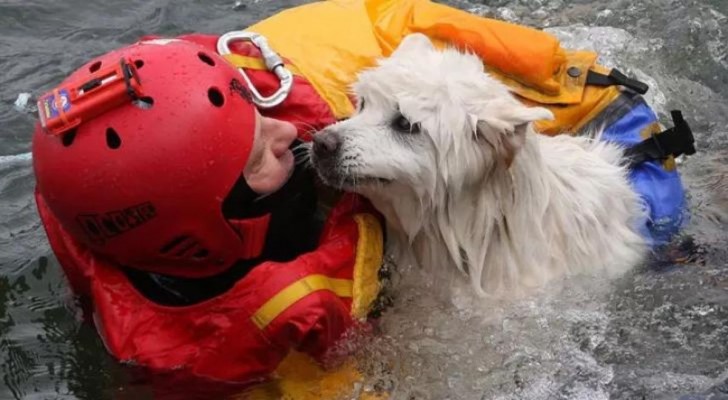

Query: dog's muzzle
311,130,344,185
312,131,341,158
311,129,391,188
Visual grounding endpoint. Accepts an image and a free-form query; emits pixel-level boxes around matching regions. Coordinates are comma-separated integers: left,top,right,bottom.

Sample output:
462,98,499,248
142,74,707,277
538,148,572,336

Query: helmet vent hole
133,96,154,110
89,61,102,73
208,88,224,107
61,129,77,147
159,236,209,260
85,220,101,236
134,59,144,69
193,249,210,259
106,128,122,149
160,236,190,254
198,52,215,66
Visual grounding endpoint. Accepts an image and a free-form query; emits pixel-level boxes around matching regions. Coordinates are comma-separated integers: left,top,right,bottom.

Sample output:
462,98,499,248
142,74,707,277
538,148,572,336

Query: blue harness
598,94,695,245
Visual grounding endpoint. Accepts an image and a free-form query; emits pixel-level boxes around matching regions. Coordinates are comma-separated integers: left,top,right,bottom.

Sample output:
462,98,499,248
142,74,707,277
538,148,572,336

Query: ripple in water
0,1,727,399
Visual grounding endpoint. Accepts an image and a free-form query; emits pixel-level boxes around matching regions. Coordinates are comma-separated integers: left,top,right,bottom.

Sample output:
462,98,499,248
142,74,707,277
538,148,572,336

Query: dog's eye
392,113,420,134
357,98,365,112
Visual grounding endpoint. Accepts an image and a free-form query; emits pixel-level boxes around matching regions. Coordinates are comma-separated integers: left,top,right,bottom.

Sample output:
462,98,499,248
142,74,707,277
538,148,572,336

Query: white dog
310,34,647,297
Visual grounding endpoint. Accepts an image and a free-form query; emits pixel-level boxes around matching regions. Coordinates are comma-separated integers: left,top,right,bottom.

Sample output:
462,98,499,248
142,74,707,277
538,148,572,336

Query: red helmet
33,38,269,278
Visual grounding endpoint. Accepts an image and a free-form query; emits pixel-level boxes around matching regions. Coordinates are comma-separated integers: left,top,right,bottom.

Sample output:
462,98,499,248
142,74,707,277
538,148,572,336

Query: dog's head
311,33,553,207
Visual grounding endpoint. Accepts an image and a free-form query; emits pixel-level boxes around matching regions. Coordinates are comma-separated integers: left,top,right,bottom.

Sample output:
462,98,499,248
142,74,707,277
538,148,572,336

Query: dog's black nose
313,132,341,156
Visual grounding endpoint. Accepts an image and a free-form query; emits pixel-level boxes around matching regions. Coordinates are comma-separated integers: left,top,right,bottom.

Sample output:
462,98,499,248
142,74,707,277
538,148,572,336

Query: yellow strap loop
222,53,303,76
351,214,384,320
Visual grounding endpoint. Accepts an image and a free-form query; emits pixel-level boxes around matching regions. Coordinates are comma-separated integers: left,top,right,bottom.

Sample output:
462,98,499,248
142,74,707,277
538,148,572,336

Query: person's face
243,111,298,195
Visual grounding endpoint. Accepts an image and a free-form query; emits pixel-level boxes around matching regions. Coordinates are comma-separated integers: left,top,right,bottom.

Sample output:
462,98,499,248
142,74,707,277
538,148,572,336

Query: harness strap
624,110,696,168
222,53,303,76
586,68,649,95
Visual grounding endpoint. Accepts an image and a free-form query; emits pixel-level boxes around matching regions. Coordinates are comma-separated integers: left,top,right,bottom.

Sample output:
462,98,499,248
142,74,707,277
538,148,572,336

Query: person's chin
265,151,295,194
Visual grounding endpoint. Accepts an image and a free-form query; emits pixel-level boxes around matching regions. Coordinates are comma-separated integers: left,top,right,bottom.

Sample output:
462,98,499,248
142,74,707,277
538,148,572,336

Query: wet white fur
313,34,647,297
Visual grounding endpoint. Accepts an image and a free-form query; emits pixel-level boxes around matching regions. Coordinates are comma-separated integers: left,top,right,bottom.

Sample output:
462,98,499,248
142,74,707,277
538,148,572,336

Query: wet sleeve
261,193,383,366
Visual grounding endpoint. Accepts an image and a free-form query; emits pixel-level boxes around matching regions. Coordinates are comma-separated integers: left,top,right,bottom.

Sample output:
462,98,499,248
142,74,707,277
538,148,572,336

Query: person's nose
261,116,297,155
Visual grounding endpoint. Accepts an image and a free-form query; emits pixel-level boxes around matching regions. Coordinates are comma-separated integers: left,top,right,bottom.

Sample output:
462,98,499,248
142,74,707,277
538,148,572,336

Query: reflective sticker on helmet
37,89,71,128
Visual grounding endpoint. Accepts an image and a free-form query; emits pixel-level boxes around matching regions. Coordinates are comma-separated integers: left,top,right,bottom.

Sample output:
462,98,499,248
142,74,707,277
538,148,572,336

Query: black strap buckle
623,110,696,168
586,68,649,95
120,58,141,101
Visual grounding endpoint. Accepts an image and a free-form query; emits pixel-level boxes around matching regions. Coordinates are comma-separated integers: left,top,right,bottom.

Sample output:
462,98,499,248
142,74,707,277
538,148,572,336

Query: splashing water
352,2,728,399
1,1,726,399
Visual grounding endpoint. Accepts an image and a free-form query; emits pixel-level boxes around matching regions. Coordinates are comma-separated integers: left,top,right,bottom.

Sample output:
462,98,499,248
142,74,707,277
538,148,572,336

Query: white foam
14,92,37,114
0,152,32,165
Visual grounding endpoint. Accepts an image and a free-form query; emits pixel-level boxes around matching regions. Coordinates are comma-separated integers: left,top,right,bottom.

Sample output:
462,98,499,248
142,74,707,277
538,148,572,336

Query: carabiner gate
216,31,293,109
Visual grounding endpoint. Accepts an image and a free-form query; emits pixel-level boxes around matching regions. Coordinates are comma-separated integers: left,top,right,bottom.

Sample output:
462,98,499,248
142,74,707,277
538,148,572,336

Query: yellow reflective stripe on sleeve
251,275,353,330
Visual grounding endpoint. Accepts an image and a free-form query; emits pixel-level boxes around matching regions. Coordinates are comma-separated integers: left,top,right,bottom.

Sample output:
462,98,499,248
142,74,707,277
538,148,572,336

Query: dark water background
1,0,727,399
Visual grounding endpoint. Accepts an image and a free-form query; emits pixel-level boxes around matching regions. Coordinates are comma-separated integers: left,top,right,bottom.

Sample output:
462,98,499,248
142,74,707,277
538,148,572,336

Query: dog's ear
476,102,553,168
392,33,436,58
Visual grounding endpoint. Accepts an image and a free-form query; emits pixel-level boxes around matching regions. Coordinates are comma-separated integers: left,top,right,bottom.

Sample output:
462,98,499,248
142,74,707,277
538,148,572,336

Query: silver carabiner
216,31,293,109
